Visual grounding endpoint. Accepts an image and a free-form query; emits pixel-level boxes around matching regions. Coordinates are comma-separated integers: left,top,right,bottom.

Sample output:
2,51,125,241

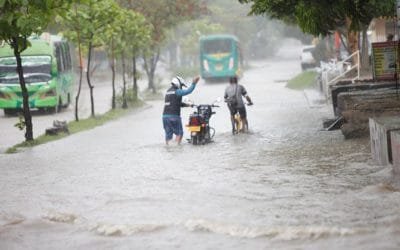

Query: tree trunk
75,27,83,121
12,37,33,141
345,17,359,65
122,54,127,109
111,40,116,109
143,48,160,93
87,41,95,117
143,54,152,91
360,26,370,73
132,55,138,101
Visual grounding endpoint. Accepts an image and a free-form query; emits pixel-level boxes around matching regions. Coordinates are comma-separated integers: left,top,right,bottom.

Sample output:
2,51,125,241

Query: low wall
390,130,400,175
337,88,400,138
369,116,400,165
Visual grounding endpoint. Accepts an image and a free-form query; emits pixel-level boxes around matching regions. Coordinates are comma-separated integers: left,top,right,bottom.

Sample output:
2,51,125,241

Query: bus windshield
0,55,52,84
203,39,232,54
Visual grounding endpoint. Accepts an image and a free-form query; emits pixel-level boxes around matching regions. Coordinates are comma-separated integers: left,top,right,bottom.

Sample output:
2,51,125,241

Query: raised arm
176,76,200,96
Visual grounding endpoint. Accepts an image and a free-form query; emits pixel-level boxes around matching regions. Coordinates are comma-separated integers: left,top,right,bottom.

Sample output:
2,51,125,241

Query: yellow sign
372,41,400,80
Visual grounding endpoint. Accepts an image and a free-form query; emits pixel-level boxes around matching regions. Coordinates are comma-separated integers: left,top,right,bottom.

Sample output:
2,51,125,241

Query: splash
361,183,400,194
184,219,369,240
91,223,166,236
0,212,25,227
42,211,77,224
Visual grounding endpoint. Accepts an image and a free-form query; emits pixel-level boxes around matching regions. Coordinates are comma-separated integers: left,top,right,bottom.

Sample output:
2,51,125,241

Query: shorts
163,116,183,141
228,105,247,119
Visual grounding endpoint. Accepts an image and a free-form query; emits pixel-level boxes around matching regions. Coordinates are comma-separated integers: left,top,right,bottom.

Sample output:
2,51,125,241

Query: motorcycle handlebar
187,104,220,108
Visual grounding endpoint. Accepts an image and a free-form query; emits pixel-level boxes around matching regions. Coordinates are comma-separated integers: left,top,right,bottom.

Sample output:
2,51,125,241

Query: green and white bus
0,35,74,115
199,34,243,81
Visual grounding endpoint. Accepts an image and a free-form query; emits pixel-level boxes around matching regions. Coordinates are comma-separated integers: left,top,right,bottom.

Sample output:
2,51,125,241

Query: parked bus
199,34,243,81
0,35,74,115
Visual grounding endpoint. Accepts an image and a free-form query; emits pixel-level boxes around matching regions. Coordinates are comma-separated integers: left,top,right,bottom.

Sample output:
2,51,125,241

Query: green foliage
240,0,396,36
286,71,317,90
115,86,142,106
14,113,25,131
0,0,75,141
60,0,119,50
121,0,202,45
178,19,225,56
0,0,73,46
110,8,151,56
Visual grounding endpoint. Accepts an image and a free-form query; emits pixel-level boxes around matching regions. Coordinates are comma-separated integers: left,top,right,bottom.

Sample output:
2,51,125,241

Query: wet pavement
0,75,119,153
1,41,400,249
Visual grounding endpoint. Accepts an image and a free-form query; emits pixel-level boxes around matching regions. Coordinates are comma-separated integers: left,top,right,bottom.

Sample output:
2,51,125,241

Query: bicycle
232,102,252,134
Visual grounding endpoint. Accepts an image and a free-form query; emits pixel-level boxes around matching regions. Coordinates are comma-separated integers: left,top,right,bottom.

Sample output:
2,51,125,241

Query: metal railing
321,50,360,99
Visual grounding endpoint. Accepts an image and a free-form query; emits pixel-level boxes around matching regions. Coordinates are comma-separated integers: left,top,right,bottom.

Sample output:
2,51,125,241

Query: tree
169,18,224,70
120,0,202,93
101,8,150,108
59,1,88,121
62,0,119,117
239,0,395,68
0,0,72,141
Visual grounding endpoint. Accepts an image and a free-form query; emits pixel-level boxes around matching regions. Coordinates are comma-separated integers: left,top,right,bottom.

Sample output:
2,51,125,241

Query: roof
0,35,64,58
199,34,239,42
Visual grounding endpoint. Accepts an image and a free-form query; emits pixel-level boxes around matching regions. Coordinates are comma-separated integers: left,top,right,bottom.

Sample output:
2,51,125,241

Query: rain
1,0,400,249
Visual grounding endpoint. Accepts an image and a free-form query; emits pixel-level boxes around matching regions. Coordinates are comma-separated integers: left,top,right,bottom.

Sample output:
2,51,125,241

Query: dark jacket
163,86,182,116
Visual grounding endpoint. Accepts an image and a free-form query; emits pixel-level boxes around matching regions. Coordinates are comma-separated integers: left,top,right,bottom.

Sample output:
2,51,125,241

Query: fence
319,50,360,100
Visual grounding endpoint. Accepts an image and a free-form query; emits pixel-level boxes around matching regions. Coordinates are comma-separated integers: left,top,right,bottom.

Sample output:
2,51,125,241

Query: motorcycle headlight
203,60,209,71
229,57,234,69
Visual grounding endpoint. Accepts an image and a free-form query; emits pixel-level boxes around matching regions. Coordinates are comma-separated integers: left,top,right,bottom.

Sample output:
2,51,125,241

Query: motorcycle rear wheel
192,134,200,145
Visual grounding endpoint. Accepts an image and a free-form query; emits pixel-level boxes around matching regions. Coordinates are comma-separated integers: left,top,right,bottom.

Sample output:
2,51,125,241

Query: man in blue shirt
162,75,200,145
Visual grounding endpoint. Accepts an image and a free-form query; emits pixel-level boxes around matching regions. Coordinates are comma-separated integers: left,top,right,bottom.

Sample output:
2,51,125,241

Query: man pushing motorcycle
162,75,200,145
224,75,253,134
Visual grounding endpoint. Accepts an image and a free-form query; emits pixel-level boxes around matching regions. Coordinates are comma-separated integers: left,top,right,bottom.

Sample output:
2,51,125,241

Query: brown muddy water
1,42,399,249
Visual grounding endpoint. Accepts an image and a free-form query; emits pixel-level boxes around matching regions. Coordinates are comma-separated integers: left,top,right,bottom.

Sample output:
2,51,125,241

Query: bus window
203,40,232,54
64,43,72,71
55,44,62,72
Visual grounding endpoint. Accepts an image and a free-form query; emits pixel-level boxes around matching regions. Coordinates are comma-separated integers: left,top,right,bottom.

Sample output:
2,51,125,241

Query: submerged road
1,41,399,249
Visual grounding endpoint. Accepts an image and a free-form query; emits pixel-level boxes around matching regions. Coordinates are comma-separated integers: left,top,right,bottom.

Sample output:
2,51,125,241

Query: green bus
0,35,74,115
199,34,243,81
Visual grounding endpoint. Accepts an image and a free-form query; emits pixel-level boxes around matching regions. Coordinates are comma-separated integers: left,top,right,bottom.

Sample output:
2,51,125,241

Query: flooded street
1,42,400,249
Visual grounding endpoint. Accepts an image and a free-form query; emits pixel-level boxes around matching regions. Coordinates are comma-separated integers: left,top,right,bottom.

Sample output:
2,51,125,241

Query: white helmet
171,76,187,89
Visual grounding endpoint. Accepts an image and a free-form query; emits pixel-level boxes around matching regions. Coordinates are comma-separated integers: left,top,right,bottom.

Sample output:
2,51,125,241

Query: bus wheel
48,100,60,113
47,106,58,114
4,109,17,116
62,93,71,108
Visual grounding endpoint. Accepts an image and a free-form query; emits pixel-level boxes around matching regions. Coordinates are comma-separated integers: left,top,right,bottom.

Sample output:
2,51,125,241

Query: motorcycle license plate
187,126,201,132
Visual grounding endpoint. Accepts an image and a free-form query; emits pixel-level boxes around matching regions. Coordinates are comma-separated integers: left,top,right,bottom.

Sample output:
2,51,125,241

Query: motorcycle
185,99,220,145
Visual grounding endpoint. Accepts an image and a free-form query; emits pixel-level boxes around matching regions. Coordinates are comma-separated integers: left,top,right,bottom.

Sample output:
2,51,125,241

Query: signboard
372,41,400,81
398,0,400,27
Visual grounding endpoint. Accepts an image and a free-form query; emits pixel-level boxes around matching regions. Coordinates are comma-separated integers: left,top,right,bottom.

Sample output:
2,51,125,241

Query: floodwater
1,40,400,249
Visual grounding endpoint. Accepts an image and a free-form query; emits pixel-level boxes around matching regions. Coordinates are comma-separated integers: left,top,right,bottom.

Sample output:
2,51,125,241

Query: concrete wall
369,116,400,165
390,130,400,175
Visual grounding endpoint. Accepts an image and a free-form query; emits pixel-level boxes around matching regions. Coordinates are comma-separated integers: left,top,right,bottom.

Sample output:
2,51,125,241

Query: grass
286,71,318,90
5,100,145,154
